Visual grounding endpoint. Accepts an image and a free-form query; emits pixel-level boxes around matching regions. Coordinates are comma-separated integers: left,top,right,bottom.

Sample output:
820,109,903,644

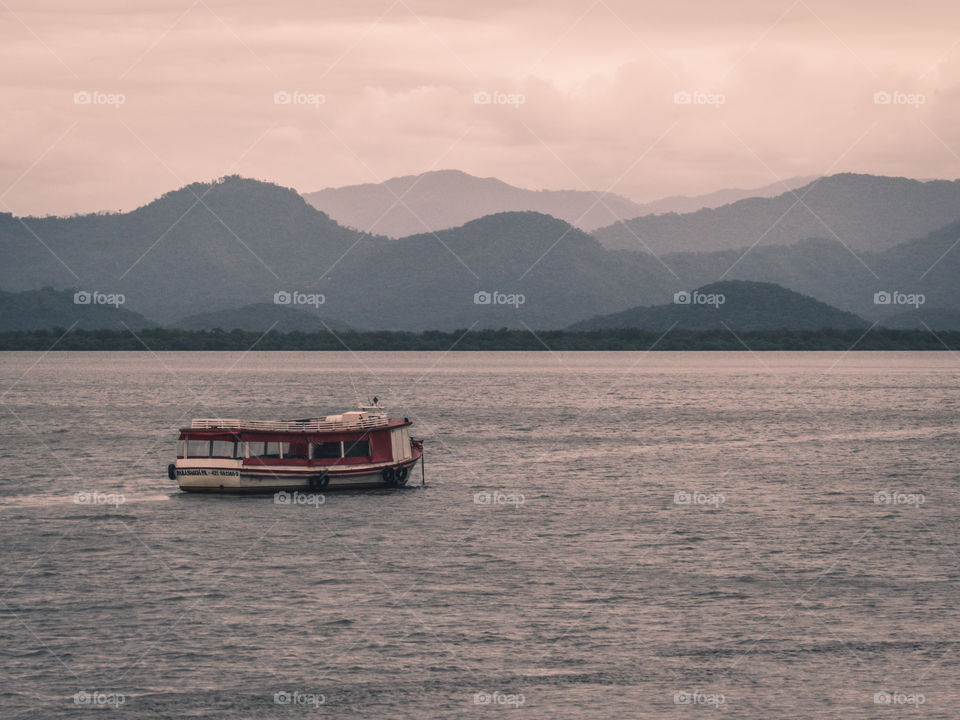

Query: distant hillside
660,220,960,321
304,169,644,235
879,307,960,331
569,281,868,331
0,175,370,324
172,303,354,332
0,183,673,330
0,287,155,331
593,174,960,254
630,176,817,217
8,175,960,332
321,210,673,330
303,170,818,238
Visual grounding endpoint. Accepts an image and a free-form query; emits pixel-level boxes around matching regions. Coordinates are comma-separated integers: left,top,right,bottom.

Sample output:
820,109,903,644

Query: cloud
1,0,959,214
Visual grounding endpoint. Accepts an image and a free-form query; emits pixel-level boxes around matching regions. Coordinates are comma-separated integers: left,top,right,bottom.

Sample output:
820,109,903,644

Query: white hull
174,457,421,493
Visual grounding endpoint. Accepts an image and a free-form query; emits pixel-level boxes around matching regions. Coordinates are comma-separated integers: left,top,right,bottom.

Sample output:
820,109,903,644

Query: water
1,351,958,719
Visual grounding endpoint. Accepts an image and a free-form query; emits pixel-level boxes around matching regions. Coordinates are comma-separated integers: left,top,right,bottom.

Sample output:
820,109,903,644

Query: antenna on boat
348,372,361,408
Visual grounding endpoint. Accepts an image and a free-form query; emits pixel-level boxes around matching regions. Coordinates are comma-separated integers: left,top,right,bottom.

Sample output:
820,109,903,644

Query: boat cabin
177,413,414,468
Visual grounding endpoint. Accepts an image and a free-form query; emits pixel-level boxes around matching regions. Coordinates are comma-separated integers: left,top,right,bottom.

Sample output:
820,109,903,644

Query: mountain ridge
303,169,643,236
5,175,960,331
0,287,156,331
592,173,960,254
303,169,816,238
569,280,869,331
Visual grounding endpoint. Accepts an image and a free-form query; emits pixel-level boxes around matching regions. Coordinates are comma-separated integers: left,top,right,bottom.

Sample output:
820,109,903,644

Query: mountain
569,281,869,331
303,170,645,236
0,287,156,331
659,220,960,321
592,174,960,254
630,176,817,217
172,303,355,332
0,180,673,330
0,176,368,324
319,211,672,330
303,170,820,238
7,175,960,333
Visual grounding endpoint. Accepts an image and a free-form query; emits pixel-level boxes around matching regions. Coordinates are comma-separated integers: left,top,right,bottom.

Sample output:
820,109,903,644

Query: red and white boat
168,400,423,493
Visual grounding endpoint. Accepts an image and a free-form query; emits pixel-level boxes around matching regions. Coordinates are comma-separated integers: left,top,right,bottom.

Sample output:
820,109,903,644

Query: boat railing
190,415,389,432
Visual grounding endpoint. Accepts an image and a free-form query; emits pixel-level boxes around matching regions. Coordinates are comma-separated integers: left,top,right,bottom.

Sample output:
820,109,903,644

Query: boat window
281,441,309,459
249,441,282,459
211,440,236,458
313,442,342,459
177,440,185,457
343,439,370,458
186,439,210,457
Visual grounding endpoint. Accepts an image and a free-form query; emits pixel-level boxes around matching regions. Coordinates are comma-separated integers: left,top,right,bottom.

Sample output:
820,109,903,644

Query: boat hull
175,455,422,494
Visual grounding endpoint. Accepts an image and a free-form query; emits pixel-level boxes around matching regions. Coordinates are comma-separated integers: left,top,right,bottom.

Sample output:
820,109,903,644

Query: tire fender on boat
167,463,177,481
396,465,408,485
382,466,396,486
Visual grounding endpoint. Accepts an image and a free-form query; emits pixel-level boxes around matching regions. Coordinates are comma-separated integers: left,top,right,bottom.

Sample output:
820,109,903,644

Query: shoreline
1,327,959,351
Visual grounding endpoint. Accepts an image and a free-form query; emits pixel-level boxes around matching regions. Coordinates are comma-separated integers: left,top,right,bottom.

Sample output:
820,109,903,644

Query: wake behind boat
168,399,423,493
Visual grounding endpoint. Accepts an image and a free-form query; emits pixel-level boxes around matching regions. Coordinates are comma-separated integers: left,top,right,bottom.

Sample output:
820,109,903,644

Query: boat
168,399,423,493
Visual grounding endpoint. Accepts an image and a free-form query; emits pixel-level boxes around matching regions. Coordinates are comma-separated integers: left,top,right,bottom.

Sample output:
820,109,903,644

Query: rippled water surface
1,351,959,718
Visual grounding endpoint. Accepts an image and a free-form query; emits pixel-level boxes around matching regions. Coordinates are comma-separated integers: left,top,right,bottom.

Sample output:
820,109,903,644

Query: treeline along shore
1,327,959,351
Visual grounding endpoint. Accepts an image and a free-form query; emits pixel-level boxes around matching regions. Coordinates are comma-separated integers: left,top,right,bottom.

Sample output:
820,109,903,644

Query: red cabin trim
178,420,409,465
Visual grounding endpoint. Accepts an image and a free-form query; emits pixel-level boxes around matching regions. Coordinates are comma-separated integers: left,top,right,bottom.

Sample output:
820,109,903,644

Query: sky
2,0,960,216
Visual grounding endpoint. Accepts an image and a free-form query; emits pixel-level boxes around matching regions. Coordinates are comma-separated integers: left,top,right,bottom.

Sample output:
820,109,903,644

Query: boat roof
184,408,403,434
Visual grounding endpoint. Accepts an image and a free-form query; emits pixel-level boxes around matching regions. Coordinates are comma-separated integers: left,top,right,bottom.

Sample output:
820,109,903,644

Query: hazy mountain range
593,173,960,254
303,169,814,237
0,177,363,324
3,173,960,332
0,289,357,333
0,287,157,331
628,177,817,219
569,281,868,331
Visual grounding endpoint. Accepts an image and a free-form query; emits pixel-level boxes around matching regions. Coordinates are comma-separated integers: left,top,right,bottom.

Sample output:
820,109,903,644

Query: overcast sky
2,0,960,215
